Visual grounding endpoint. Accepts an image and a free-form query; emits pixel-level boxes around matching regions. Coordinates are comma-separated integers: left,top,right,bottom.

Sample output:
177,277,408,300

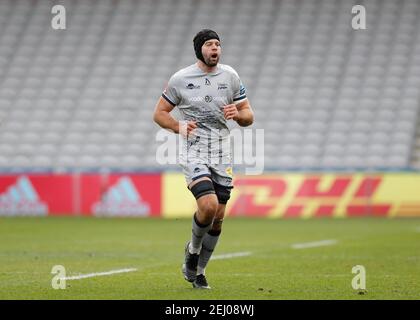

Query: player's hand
223,104,239,120
179,120,197,137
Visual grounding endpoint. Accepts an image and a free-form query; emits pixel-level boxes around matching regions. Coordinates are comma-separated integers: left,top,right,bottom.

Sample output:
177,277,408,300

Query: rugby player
153,29,254,289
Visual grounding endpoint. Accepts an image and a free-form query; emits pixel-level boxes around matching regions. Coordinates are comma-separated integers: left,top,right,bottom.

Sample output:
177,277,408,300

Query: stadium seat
0,0,418,171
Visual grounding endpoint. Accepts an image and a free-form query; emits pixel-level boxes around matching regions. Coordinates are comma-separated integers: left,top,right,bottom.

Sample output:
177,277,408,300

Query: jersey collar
194,63,222,76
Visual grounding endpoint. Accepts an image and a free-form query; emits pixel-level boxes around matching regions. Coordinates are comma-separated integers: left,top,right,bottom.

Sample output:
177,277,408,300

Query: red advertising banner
0,174,161,216
0,175,72,216
78,174,161,217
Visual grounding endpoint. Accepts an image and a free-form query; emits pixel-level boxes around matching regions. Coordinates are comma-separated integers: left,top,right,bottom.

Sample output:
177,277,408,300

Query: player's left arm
223,99,254,127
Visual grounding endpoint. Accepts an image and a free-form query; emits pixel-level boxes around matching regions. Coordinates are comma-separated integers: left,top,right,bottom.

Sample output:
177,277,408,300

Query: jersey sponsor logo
218,83,228,90
0,176,48,216
225,167,233,177
92,176,150,216
186,83,200,89
205,78,211,85
188,96,225,103
189,96,204,102
239,85,246,96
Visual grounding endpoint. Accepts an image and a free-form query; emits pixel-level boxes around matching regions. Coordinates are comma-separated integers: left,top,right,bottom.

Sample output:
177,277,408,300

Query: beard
203,54,219,67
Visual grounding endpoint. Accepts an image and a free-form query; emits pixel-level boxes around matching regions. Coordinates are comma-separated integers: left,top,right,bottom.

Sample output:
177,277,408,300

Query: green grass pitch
0,217,419,299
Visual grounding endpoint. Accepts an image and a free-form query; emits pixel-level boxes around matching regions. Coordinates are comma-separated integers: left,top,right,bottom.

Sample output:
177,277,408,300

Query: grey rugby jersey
162,63,247,145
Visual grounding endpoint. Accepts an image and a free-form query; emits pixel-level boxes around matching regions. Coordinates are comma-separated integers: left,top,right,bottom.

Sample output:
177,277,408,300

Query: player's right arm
153,96,197,135
154,74,197,135
153,96,179,133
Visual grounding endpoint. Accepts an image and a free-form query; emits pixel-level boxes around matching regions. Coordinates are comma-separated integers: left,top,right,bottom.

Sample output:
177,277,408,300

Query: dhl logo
228,175,393,218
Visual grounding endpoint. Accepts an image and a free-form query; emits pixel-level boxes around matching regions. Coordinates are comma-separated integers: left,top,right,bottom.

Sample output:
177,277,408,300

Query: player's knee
199,197,218,218
213,182,233,204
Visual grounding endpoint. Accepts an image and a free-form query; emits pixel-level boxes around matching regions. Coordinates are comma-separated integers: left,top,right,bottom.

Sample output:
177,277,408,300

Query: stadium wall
0,173,419,217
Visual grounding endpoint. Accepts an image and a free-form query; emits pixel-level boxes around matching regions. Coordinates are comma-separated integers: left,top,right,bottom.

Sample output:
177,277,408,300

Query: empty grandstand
0,0,419,171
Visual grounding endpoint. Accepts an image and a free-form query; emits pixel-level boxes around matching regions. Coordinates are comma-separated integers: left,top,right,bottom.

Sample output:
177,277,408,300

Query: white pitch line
291,239,337,250
61,253,252,281
211,251,252,260
63,268,137,281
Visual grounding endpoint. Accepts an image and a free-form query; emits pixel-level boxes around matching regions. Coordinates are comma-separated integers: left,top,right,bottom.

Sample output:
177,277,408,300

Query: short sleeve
232,73,247,104
162,75,181,106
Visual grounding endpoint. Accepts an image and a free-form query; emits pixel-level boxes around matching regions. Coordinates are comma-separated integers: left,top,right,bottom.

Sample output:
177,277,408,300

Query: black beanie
193,29,220,63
